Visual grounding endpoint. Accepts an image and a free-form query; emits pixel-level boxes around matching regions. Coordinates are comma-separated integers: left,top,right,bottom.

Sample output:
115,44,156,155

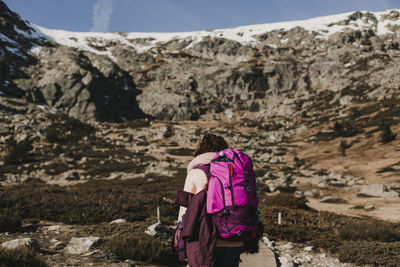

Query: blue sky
4,0,400,33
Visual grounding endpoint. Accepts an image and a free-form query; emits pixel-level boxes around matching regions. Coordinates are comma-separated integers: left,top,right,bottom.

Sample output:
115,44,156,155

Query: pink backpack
197,148,259,241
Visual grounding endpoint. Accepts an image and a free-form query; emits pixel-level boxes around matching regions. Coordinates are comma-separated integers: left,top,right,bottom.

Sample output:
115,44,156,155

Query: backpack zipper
215,176,226,209
228,164,235,207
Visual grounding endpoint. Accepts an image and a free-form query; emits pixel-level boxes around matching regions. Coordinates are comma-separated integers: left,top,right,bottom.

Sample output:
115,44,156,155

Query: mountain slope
29,9,400,121
0,0,145,122
1,0,400,122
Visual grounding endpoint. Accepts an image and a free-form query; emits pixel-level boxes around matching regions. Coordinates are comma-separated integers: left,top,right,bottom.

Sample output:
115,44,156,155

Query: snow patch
123,79,130,91
30,46,42,56
0,33,19,46
5,46,27,59
13,25,31,38
28,9,400,61
37,105,47,110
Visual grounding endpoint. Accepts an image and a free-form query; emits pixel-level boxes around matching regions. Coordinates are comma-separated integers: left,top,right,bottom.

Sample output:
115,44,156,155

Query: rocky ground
1,95,399,266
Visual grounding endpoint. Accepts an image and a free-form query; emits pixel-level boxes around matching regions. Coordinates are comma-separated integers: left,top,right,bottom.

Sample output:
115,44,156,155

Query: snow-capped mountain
29,9,400,59
1,0,400,122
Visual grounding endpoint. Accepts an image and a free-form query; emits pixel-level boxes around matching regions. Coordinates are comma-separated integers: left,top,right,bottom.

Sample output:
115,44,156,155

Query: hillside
1,1,400,266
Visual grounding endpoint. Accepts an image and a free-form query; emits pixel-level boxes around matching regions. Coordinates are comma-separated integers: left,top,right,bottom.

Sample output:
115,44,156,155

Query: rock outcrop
65,236,101,254
1,238,40,251
2,1,400,123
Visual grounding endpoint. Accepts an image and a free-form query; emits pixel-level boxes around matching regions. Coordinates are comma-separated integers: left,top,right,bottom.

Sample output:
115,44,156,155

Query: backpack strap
196,164,211,182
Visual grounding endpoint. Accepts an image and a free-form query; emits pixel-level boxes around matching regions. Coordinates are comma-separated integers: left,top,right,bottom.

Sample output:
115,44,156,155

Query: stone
63,171,80,181
320,196,346,203
110,219,127,224
359,184,387,197
262,236,274,248
1,238,40,251
282,242,294,250
304,246,314,252
66,236,101,254
363,204,375,211
145,222,170,238
381,191,399,199
50,239,64,250
304,190,314,197
279,256,290,264
224,109,234,119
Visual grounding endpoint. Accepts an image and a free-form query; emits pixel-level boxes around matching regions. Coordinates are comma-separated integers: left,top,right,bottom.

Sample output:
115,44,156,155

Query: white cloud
91,0,116,32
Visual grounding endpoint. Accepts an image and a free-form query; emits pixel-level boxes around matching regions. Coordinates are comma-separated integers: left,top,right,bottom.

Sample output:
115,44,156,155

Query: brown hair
193,133,229,157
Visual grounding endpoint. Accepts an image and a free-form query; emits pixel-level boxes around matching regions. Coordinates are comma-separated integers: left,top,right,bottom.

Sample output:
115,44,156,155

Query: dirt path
241,242,277,267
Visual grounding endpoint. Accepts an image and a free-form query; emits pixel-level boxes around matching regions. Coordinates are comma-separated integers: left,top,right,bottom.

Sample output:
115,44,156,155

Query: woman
178,133,244,267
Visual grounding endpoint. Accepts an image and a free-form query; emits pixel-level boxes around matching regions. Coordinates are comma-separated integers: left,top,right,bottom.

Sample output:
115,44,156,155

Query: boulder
381,191,399,199
320,196,347,203
359,184,387,197
1,238,40,251
363,204,375,211
144,222,170,238
63,171,80,181
65,236,101,254
109,219,127,224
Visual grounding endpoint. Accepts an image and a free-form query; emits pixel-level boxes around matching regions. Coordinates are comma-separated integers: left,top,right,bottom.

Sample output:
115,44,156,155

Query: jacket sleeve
175,190,194,208
181,189,207,241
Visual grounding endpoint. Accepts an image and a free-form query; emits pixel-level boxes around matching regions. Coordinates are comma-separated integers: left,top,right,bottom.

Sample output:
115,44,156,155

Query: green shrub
121,119,151,129
338,241,400,267
0,209,21,232
380,124,397,144
163,125,174,139
166,148,194,156
44,113,95,144
339,219,400,242
0,172,185,225
3,139,33,165
0,246,48,267
260,193,309,210
105,233,177,264
332,120,360,138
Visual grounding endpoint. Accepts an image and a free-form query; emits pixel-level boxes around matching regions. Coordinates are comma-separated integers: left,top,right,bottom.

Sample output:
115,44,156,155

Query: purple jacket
175,189,217,267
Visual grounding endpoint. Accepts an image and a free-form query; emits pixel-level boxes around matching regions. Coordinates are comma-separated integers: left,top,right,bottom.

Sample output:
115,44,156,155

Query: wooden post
157,207,161,224
278,212,282,225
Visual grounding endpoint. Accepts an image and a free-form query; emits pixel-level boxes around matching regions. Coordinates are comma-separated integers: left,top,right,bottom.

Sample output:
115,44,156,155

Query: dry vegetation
259,194,400,266
1,179,400,265
0,247,48,267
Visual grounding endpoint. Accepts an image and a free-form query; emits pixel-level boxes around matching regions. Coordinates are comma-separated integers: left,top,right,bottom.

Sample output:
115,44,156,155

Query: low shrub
380,124,397,144
44,113,95,144
166,148,194,156
105,232,178,265
3,139,33,165
339,219,400,242
0,171,185,225
338,241,400,267
0,246,48,267
0,209,21,232
121,119,151,129
332,120,360,138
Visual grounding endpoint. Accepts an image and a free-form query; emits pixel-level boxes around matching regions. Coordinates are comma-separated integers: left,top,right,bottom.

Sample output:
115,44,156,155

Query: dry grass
0,171,185,225
104,232,179,265
0,247,48,267
259,193,400,265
